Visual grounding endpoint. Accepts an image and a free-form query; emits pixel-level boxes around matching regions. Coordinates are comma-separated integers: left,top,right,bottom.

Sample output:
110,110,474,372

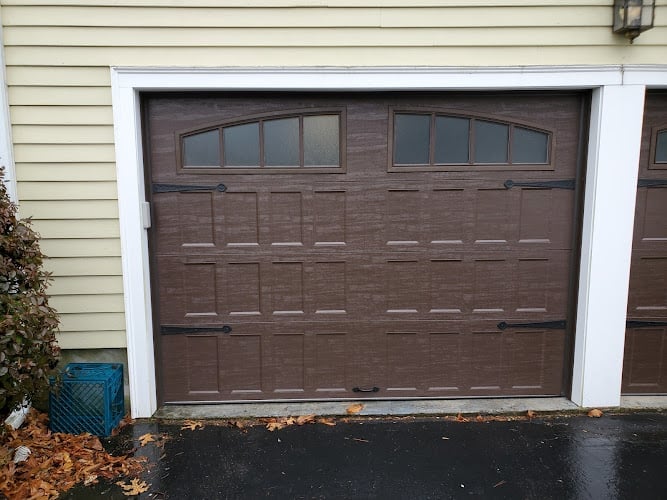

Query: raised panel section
386,332,420,392
506,330,546,389
469,331,503,391
269,192,303,245
427,332,462,392
386,260,421,313
640,187,667,241
186,336,219,394
428,189,466,244
313,333,347,392
628,257,667,313
183,262,217,317
221,335,263,394
272,333,305,393
429,259,464,314
623,329,666,390
313,190,346,245
225,262,261,316
221,192,259,246
311,261,346,314
180,192,215,247
516,259,548,313
271,262,304,314
518,189,551,243
385,190,421,245
474,189,509,243
472,259,509,313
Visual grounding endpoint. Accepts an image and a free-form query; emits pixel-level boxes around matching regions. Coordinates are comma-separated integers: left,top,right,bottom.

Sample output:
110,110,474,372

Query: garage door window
391,111,551,171
179,110,343,172
655,129,667,164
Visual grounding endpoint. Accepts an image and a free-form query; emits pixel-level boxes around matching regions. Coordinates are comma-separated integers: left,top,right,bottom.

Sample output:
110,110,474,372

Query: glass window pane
394,114,430,165
512,127,549,164
304,115,340,166
264,117,299,166
474,120,508,163
434,116,469,164
223,122,259,166
656,130,667,163
183,130,220,167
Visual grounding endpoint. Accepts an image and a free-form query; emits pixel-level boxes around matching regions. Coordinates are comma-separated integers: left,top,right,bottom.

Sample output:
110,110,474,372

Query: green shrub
0,168,60,419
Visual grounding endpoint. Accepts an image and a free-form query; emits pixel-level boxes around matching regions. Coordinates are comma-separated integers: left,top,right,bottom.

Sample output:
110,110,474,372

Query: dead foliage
263,414,337,431
116,478,150,496
346,404,364,415
180,420,204,431
0,409,147,499
587,408,603,418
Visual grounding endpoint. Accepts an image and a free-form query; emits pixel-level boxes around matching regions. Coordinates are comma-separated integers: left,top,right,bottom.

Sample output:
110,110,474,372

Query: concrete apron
154,396,667,419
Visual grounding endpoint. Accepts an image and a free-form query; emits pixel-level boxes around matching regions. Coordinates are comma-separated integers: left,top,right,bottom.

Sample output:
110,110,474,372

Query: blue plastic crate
49,363,124,437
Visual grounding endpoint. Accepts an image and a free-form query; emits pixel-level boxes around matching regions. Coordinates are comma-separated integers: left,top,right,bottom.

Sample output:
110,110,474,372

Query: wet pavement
61,411,667,499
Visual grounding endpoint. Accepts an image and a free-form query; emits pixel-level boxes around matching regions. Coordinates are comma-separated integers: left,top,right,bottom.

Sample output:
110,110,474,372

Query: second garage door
144,92,587,403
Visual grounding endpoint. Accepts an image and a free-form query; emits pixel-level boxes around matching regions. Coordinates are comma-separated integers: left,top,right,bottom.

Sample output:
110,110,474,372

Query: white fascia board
111,65,666,417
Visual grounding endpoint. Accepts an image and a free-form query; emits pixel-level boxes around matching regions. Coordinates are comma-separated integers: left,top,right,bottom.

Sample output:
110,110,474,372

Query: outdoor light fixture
613,0,655,42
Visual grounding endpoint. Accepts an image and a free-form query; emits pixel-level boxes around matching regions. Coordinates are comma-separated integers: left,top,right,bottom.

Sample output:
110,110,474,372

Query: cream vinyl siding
2,1,666,350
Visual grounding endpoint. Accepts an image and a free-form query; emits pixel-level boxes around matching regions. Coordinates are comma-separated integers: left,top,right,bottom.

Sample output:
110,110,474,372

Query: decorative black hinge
152,183,227,193
504,179,575,190
497,320,567,330
160,325,232,335
637,179,667,188
626,320,667,328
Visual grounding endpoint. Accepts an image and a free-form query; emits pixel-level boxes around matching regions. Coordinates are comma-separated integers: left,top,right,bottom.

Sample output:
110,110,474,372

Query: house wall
1,2,666,357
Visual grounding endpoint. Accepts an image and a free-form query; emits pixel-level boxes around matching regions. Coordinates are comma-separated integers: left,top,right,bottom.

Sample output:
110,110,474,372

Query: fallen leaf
526,410,537,419
266,421,286,432
346,404,364,415
117,478,150,496
228,420,246,430
456,413,469,422
475,415,484,422
138,433,155,447
588,409,603,418
317,417,336,427
296,414,316,426
351,437,369,443
493,480,507,488
181,420,204,431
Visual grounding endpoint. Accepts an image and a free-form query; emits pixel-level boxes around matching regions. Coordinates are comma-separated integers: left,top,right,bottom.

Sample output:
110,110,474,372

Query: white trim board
111,65,667,418
0,14,16,202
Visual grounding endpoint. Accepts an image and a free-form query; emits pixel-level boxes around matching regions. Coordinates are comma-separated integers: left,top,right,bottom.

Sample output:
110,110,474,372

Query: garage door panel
624,91,667,394
147,92,583,402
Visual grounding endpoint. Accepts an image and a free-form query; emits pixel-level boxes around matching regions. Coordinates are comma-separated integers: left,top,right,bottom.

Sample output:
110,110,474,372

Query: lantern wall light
613,0,656,42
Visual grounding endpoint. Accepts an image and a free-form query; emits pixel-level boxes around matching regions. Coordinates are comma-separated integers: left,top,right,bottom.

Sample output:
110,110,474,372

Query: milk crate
49,363,124,437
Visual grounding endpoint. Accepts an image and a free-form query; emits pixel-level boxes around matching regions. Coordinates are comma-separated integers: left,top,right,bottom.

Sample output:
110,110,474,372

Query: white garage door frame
110,65,667,418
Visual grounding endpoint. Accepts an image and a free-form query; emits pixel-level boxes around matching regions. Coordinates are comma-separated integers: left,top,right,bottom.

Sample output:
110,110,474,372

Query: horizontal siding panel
10,105,113,125
8,86,112,106
18,181,117,200
30,219,120,239
2,27,631,47
57,331,126,350
19,200,118,219
1,6,611,28
12,125,115,144
48,275,123,295
40,238,121,257
14,144,116,163
5,66,110,86
45,257,122,276
59,312,125,332
0,1,625,7
16,163,117,181
5,45,667,67
50,294,125,314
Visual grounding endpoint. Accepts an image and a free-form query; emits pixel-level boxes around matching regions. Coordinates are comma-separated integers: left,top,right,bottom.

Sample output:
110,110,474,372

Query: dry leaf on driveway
346,404,364,415
317,417,336,426
587,409,603,418
138,433,155,447
526,410,537,419
295,414,317,426
117,478,150,496
181,420,204,431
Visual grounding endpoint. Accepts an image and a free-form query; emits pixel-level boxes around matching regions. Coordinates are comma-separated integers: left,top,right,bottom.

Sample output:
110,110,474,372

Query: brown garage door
144,92,585,403
623,91,667,394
